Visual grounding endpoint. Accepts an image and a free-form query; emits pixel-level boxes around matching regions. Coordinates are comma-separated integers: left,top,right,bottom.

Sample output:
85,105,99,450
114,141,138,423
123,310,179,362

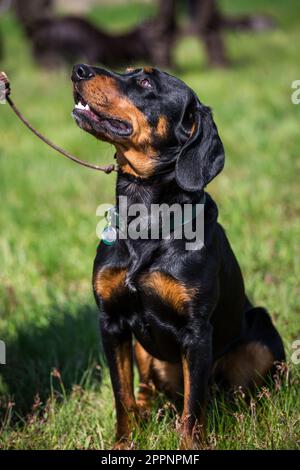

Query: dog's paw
178,422,207,450
179,435,200,450
113,439,134,451
136,399,152,419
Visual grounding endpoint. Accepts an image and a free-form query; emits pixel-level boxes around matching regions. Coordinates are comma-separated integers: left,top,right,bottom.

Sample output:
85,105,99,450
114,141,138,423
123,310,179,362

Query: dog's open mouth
72,90,133,138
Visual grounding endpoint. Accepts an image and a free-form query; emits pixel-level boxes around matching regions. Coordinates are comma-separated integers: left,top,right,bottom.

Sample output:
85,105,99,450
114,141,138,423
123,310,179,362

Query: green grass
0,0,300,450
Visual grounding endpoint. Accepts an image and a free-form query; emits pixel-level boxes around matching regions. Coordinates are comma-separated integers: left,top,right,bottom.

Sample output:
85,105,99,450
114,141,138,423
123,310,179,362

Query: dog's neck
114,169,205,291
116,169,204,209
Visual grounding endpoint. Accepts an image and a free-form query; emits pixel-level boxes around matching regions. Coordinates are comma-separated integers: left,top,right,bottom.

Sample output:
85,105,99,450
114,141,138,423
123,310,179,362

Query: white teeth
75,101,85,110
75,101,90,111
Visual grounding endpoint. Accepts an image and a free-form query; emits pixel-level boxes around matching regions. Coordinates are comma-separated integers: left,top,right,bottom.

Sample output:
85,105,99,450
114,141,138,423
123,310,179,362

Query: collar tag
101,207,118,246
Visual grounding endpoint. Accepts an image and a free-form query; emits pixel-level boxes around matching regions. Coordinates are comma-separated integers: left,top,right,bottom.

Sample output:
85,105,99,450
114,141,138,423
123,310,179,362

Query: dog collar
101,194,206,246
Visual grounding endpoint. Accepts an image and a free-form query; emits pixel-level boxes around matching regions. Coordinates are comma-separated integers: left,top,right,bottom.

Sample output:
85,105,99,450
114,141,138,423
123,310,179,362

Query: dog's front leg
100,323,137,449
180,322,213,450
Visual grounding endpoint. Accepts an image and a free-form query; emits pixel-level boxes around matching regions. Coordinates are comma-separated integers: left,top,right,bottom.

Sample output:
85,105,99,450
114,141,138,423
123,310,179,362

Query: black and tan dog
71,64,285,450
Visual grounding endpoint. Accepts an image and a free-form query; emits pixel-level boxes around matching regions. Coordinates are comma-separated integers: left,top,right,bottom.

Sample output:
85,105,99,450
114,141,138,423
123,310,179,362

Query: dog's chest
93,265,195,361
93,265,195,315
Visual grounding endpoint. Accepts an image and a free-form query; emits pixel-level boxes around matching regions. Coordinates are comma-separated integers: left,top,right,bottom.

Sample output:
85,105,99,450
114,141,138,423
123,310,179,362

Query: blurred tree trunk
155,0,228,68
157,0,177,34
142,0,177,68
13,0,53,29
155,0,275,68
192,0,227,67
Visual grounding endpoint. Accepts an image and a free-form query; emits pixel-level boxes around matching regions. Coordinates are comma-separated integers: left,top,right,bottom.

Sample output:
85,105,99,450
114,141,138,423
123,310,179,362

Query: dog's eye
138,78,152,89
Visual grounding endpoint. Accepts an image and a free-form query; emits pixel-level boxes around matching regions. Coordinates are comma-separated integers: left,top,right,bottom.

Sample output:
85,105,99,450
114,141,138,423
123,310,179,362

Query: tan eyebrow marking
156,115,168,138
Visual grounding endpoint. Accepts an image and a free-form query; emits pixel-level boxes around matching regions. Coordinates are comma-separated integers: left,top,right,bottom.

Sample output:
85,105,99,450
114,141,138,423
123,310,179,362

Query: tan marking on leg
180,357,206,450
181,357,194,449
216,341,274,389
93,267,127,301
134,342,155,410
142,271,196,313
182,357,190,419
113,341,137,446
115,342,136,409
152,359,183,400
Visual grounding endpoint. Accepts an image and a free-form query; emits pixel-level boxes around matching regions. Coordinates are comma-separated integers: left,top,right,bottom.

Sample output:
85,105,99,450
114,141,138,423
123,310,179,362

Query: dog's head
72,64,225,191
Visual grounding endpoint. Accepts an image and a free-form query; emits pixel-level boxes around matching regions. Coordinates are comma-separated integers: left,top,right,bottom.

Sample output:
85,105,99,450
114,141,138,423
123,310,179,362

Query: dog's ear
175,96,225,192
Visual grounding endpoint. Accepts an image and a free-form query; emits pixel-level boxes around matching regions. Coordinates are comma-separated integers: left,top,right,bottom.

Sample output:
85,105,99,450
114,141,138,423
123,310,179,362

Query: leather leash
0,71,117,174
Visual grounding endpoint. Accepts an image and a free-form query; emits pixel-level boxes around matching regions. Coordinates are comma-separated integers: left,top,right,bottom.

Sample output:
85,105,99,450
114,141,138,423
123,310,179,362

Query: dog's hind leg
215,340,275,389
215,306,285,389
134,341,156,411
134,341,183,409
152,359,183,404
244,305,285,363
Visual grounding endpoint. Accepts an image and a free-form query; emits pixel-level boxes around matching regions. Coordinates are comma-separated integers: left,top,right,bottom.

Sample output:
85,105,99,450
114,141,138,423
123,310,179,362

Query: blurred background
0,0,299,450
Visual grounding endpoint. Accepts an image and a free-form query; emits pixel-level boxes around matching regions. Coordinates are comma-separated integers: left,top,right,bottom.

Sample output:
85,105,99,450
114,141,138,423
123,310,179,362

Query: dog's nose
72,64,95,81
